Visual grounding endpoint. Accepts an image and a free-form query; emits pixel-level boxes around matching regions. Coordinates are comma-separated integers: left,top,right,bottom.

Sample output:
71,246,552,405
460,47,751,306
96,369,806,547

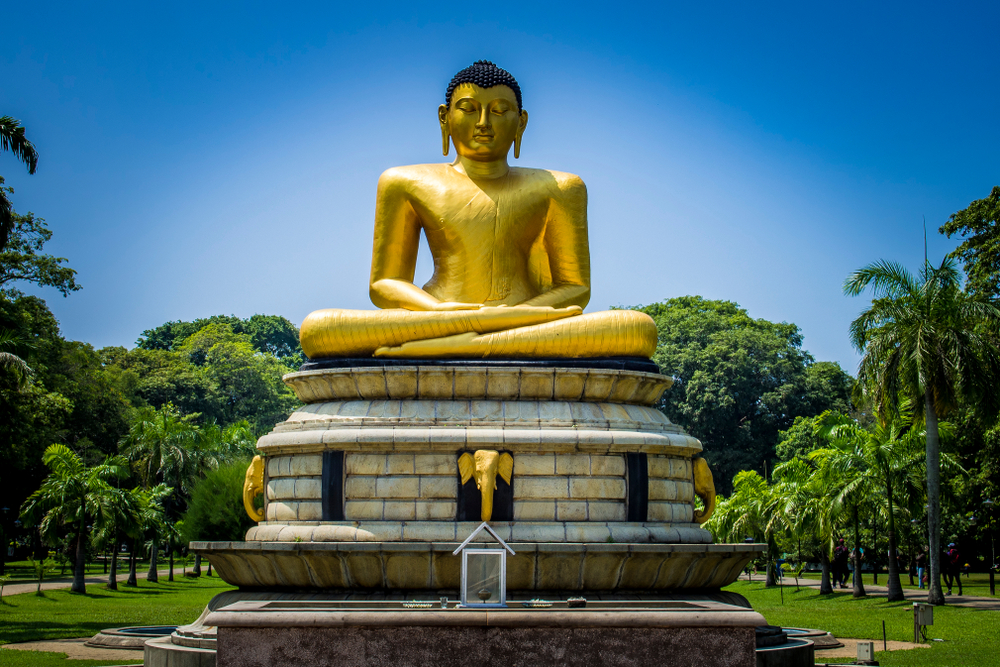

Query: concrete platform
207,598,765,667
192,541,760,590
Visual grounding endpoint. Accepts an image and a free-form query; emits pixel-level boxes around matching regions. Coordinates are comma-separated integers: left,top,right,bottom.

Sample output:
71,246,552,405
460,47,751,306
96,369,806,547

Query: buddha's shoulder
377,164,445,187
510,167,586,196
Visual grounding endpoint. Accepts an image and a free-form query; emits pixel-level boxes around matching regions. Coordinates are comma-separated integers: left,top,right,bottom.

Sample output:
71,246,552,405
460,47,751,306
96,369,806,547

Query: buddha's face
439,83,528,162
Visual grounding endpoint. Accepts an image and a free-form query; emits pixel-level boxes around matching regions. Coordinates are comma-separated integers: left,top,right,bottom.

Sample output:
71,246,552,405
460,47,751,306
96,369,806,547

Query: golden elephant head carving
243,455,265,522
458,450,513,522
692,456,716,524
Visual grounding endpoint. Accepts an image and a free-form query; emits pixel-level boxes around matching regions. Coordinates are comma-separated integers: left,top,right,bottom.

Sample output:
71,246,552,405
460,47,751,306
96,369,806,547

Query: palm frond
0,116,39,174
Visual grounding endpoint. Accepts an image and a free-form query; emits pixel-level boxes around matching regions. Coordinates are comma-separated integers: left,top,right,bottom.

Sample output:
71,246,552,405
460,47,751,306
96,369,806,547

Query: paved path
2,568,175,596
1,638,142,662
740,573,1000,610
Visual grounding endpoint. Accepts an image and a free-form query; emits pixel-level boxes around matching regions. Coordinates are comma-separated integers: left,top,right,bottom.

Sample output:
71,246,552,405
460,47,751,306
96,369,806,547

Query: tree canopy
137,313,303,365
845,256,1000,604
940,186,1000,298
632,296,854,492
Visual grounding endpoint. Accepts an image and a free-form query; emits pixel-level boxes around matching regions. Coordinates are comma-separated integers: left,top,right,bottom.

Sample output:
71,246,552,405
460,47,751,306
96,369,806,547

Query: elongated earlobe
441,127,450,156
514,110,528,159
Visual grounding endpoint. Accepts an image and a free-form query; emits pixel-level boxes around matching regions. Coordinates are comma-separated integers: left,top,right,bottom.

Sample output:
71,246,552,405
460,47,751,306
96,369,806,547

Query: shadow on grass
0,620,113,644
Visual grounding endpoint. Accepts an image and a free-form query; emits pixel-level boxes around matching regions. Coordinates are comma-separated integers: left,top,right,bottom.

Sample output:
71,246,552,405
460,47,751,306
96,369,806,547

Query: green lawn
796,570,997,595
1,559,160,583
0,651,142,667
730,579,999,666
0,574,233,667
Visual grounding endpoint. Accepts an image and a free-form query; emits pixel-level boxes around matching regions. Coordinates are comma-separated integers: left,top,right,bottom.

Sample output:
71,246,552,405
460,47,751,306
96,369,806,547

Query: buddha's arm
369,169,473,311
519,174,591,309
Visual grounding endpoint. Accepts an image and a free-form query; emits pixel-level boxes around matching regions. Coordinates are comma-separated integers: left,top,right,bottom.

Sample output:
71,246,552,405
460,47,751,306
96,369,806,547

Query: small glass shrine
452,522,516,608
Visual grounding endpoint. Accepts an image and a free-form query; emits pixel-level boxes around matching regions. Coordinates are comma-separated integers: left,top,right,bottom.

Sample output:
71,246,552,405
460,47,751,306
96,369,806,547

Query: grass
1,559,156,583
0,651,140,667
729,579,1000,666
796,570,997,595
0,573,233,667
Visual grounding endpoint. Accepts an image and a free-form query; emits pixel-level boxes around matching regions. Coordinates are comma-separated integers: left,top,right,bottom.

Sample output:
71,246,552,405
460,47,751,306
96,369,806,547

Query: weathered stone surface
414,501,456,520
284,366,672,406
375,476,419,499
556,500,589,521
513,500,557,521
344,500,383,521
414,453,453,475
382,501,416,520
569,477,626,499
345,454,384,475
590,454,626,476
514,476,570,500
513,453,556,475
215,619,757,667
418,476,456,499
587,500,626,522
555,453,591,475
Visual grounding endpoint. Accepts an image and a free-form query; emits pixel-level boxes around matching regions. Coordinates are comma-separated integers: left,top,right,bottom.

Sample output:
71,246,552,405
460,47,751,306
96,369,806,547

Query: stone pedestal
207,598,765,667
173,359,767,667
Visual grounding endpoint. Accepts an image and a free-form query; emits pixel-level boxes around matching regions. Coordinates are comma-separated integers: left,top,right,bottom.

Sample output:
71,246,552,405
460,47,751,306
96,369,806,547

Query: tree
19,444,128,593
771,455,841,594
940,186,1000,298
102,320,299,432
814,409,931,601
845,258,1000,604
178,323,298,431
0,326,32,388
633,297,853,492
181,460,257,544
0,116,38,252
137,314,303,365
90,485,138,591
0,212,80,299
132,484,170,584
707,470,782,586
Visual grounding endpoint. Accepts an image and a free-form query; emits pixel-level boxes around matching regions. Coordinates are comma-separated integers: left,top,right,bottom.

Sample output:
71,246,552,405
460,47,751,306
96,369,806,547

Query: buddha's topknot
445,60,522,111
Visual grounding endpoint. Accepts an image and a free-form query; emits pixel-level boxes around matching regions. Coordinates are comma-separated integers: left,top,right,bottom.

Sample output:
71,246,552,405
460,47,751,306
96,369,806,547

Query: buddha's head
439,60,529,161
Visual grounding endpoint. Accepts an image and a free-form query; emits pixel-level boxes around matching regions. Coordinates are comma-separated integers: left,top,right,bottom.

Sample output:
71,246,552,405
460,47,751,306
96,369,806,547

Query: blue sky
3,1,998,371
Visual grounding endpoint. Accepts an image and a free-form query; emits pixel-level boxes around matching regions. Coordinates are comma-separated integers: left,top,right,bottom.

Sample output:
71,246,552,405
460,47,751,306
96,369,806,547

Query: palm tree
0,116,38,252
90,486,139,591
0,327,33,388
816,407,941,601
771,456,842,595
845,257,1000,604
19,445,129,593
133,484,170,584
707,470,782,586
122,405,199,579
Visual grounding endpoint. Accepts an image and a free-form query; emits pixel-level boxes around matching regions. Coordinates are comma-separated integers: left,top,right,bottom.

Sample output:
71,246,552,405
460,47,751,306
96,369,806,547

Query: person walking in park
944,543,963,595
833,538,850,589
916,547,927,590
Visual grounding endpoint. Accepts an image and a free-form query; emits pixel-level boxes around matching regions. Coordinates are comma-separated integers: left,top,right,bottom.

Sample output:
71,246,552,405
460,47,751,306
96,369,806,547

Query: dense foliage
940,186,1000,298
633,296,853,493
181,461,257,543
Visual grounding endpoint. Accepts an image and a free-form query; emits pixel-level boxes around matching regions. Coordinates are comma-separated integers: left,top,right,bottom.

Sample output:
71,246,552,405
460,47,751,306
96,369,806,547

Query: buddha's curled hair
445,60,522,111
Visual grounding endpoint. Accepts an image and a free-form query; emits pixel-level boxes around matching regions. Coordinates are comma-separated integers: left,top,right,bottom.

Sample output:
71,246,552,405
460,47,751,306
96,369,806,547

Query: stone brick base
217,625,755,667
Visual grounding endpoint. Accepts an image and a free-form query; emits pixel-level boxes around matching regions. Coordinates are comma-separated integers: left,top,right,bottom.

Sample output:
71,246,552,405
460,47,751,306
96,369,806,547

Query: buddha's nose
477,108,490,128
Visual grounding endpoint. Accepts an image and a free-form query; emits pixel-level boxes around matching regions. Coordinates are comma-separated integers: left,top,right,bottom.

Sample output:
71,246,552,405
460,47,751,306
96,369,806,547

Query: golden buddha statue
301,61,656,359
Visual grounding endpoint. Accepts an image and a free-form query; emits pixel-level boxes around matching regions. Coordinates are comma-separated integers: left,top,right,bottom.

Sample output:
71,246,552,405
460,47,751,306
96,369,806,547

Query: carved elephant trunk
459,450,513,522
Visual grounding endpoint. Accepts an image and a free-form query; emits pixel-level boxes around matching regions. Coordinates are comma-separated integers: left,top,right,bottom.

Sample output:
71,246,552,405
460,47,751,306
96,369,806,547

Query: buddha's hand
429,301,483,311
475,305,582,323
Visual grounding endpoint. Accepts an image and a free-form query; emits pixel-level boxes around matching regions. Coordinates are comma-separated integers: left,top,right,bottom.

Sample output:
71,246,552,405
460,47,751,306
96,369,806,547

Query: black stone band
299,356,661,375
